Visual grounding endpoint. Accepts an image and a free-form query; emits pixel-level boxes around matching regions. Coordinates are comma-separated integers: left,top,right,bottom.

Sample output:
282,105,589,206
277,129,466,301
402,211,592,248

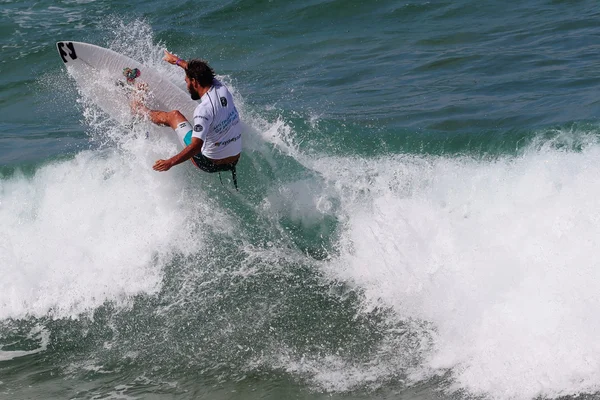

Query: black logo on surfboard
57,42,78,63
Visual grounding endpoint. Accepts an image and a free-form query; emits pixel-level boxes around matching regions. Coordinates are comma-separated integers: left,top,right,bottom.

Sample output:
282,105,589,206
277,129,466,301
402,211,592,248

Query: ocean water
2,0,600,399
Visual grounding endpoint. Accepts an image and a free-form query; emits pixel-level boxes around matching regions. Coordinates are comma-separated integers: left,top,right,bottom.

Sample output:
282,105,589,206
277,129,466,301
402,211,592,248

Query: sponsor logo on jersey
194,124,203,132
213,109,239,135
214,133,241,147
220,97,227,107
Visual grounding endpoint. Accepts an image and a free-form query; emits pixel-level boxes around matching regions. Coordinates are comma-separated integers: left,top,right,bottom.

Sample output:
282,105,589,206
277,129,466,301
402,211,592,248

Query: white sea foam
253,107,600,399
0,142,212,319
310,133,600,399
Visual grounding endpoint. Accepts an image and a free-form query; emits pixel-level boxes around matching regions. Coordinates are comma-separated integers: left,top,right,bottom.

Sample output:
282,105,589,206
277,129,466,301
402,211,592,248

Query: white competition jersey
192,79,242,159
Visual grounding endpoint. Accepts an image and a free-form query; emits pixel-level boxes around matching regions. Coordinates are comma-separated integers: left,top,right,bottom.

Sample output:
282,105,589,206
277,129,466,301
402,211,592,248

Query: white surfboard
56,41,197,145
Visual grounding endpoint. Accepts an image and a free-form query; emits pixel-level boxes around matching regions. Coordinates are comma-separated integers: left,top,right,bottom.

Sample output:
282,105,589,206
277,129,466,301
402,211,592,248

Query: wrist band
176,58,183,66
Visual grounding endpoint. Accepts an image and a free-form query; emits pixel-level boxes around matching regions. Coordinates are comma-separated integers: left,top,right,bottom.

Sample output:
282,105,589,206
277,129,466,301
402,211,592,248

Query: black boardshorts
191,153,237,173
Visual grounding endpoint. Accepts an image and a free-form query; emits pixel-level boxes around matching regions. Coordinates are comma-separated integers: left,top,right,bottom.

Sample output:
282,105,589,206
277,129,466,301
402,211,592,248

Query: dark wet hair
185,59,215,88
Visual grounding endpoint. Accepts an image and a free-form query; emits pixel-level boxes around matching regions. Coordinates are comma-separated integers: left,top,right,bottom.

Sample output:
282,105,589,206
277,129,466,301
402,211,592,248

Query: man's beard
188,84,200,100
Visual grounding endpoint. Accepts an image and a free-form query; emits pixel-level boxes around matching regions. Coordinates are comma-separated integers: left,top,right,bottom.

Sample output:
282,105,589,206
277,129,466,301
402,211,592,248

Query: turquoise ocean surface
3,1,600,399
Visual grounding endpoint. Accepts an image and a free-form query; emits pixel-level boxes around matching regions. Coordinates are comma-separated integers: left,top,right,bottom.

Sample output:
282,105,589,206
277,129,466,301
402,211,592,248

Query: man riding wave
133,50,242,186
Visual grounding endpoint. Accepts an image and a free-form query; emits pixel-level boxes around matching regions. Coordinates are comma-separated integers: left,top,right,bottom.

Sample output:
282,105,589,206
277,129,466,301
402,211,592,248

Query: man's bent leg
147,110,187,130
145,110,193,148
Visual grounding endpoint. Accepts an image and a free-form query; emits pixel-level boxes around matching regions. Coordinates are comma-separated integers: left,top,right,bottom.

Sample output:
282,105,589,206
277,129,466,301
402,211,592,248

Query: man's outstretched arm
153,137,204,171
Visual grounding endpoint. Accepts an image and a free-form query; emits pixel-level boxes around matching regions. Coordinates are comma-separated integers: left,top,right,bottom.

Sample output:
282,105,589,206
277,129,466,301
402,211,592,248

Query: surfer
132,50,242,187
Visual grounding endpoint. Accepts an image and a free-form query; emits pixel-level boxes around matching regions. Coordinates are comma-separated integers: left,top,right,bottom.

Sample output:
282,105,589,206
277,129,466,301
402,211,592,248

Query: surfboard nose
56,41,78,64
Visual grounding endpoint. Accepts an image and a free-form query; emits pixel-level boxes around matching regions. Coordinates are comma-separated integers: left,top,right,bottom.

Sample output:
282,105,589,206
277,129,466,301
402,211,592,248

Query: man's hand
153,137,203,172
163,49,187,70
163,50,179,65
153,159,174,172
